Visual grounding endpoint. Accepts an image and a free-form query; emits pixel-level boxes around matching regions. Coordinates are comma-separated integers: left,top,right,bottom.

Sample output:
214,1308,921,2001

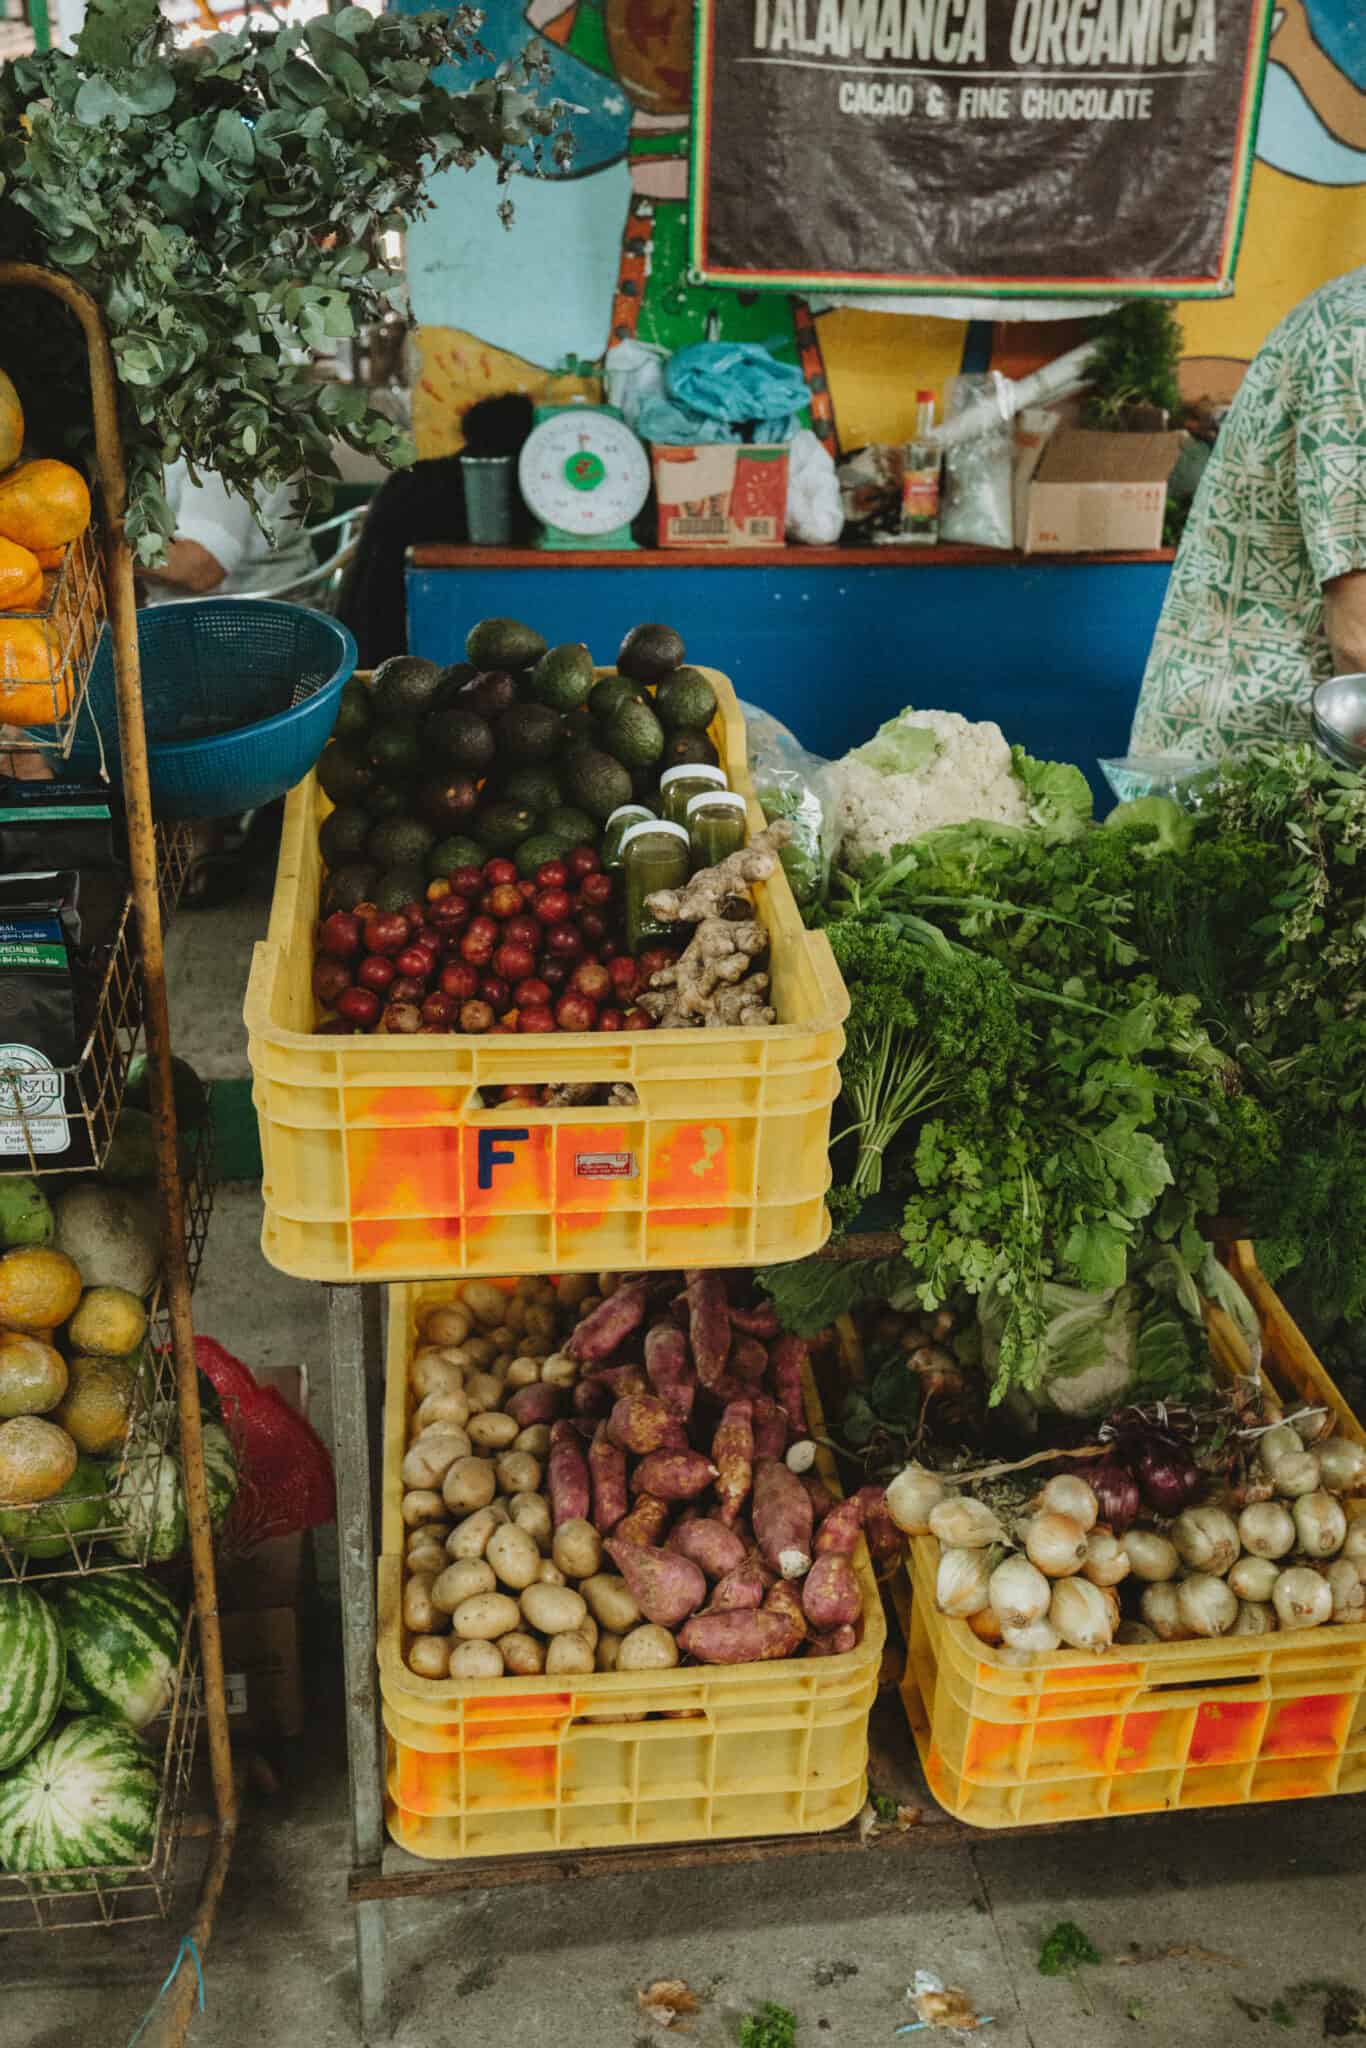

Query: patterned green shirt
1131,266,1366,763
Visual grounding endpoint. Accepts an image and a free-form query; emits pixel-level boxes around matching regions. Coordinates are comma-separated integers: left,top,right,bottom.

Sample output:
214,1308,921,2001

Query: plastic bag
939,374,1013,549
739,701,836,907
785,429,843,545
1099,754,1220,807
665,341,809,440
603,338,669,436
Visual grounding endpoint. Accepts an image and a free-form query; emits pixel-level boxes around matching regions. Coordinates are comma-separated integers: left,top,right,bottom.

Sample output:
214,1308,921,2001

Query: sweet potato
753,1458,814,1579
587,1364,649,1400
547,1419,591,1528
630,1449,717,1502
644,1322,696,1424
588,1424,629,1534
605,1535,706,1627
751,1396,789,1462
708,1553,771,1612
799,1470,836,1522
614,1493,671,1547
856,1485,902,1566
712,1398,754,1528
607,1393,687,1456
768,1332,808,1435
729,1300,781,1339
572,1376,612,1422
667,1517,747,1580
730,1334,769,1383
801,1552,861,1630
567,1280,648,1363
505,1382,563,1429
807,1624,857,1657
684,1269,731,1390
677,1608,803,1664
814,1497,863,1557
763,1577,808,1642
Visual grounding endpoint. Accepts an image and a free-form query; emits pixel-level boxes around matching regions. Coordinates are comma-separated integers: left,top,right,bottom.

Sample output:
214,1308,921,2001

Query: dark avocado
495,703,561,762
374,867,429,914
424,704,496,774
589,675,645,723
373,655,443,720
318,804,374,869
654,667,718,732
515,832,572,879
416,772,481,833
472,801,538,852
316,742,374,806
368,816,437,872
367,725,421,781
499,764,563,815
431,661,477,710
333,675,372,743
527,642,595,712
662,728,721,770
461,670,520,721
465,618,548,672
428,834,485,879
322,862,380,914
565,748,634,823
543,805,597,846
618,622,685,684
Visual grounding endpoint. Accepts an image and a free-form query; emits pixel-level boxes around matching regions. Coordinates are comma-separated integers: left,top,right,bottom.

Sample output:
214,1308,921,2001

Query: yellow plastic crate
246,665,846,1281
899,1244,1366,1827
378,1278,885,1860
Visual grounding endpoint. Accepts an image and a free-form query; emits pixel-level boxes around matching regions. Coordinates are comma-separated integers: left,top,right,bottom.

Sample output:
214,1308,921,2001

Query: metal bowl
1311,675,1366,771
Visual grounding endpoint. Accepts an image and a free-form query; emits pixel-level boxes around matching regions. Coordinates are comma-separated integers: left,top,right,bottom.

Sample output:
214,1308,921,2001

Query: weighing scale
518,401,651,551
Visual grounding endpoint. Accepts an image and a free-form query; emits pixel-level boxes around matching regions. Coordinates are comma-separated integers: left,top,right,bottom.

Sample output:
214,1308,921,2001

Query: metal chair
225,504,367,612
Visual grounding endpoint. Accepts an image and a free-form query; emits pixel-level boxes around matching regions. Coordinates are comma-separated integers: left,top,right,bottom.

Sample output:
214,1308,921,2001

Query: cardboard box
653,443,789,549
1024,427,1184,554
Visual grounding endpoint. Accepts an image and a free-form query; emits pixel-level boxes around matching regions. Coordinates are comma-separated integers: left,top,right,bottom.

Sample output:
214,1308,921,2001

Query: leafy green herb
755,1256,906,1339
870,1791,897,1823
738,2002,797,2048
1083,301,1185,426
1039,1921,1102,2013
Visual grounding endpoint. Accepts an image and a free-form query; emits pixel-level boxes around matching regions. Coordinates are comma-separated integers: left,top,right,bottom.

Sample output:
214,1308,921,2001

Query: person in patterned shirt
1130,266,1366,763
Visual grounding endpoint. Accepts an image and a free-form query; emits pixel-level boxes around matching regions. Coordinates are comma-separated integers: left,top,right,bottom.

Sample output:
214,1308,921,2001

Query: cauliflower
828,709,1031,868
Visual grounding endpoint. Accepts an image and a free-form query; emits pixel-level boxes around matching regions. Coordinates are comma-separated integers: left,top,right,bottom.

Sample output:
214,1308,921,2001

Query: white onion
1171,1506,1239,1576
1140,1583,1192,1641
1316,1439,1366,1495
1115,1620,1158,1646
1257,1423,1303,1473
1049,1577,1114,1653
1273,1565,1333,1630
1000,1617,1061,1656
1325,1559,1365,1623
885,1464,949,1535
1294,1490,1347,1559
1342,1524,1366,1566
1237,1501,1296,1560
929,1497,1005,1550
966,1606,1004,1644
1122,1528,1180,1583
1024,1512,1089,1578
1228,1554,1281,1604
1081,1528,1131,1588
1037,1475,1099,1532
1292,1407,1335,1448
1273,1451,1322,1499
1097,1582,1122,1633
988,1553,1051,1631
1177,1573,1238,1638
936,1545,993,1617
1231,1600,1278,1636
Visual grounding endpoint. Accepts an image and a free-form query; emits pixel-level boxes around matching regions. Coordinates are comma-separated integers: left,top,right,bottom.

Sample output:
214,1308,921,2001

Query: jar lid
659,763,726,790
620,819,690,852
686,790,748,817
605,802,655,827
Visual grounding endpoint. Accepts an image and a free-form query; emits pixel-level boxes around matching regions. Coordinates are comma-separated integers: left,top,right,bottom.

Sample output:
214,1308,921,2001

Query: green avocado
367,725,421,782
316,741,374,807
515,832,572,879
333,675,372,744
589,675,645,724
565,748,634,824
527,642,596,712
543,805,597,847
125,1053,208,1133
374,867,429,913
322,863,380,914
496,703,562,762
603,698,665,770
499,764,563,815
424,705,495,774
318,804,373,869
466,617,549,673
367,816,436,872
372,655,444,720
654,667,718,732
428,835,485,879
473,802,538,852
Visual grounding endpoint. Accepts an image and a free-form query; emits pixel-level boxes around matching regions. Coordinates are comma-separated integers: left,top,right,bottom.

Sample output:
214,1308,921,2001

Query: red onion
1136,1443,1200,1517
1086,1461,1140,1534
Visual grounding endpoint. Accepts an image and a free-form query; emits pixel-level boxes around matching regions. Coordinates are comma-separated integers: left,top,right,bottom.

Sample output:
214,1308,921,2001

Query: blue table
407,546,1174,807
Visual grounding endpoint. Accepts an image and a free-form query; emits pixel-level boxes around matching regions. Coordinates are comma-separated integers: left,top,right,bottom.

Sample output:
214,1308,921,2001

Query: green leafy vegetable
847,712,941,778
738,2003,797,2048
1011,747,1094,839
755,1256,907,1339
1039,1921,1102,2013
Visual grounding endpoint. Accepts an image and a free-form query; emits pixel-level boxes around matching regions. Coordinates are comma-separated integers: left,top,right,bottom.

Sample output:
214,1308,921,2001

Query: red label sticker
574,1151,638,1180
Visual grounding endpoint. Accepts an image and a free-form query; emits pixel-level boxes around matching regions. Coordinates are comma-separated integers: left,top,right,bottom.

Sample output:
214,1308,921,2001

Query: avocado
461,670,520,721
466,617,548,672
432,661,477,709
428,834,484,879
515,832,572,879
565,748,634,824
416,772,480,833
102,1107,160,1184
364,781,407,823
125,1052,209,1132
319,804,373,869
527,642,595,712
543,805,597,847
374,867,429,913
316,741,374,806
373,655,443,720
333,675,372,744
654,667,718,732
473,801,538,852
424,705,495,774
662,728,721,770
368,816,436,871
589,675,645,724
618,622,685,684
322,862,380,914
499,764,563,814
496,703,561,762
367,725,421,781
603,698,665,770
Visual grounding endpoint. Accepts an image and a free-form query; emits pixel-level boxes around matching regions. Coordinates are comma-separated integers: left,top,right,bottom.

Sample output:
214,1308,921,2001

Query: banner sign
689,0,1273,297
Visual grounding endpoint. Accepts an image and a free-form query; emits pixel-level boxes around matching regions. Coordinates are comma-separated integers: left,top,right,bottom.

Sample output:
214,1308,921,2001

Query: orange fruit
0,370,22,475
0,618,72,726
0,1331,68,1418
32,546,66,571
51,1355,134,1455
0,1247,84,1332
0,459,91,551
0,1414,77,1504
0,538,41,611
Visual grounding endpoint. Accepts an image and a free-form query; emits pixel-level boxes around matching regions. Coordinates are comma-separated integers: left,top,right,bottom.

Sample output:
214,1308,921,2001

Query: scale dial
519,408,651,540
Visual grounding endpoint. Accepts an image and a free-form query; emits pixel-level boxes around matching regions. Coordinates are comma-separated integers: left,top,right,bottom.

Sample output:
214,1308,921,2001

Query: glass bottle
601,802,656,872
686,789,747,872
901,388,941,545
621,820,690,953
659,762,727,827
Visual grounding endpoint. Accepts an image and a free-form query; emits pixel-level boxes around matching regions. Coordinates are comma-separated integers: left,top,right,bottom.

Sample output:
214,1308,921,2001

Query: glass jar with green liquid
686,789,747,871
660,762,726,827
621,819,690,953
601,802,656,872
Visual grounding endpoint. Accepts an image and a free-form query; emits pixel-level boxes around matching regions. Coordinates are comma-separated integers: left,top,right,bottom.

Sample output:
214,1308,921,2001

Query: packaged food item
621,821,690,954
601,803,656,873
659,763,726,827
0,870,83,1163
686,789,747,872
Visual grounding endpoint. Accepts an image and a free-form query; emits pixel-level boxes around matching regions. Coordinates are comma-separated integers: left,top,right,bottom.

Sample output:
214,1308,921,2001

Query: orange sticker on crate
555,1124,639,1210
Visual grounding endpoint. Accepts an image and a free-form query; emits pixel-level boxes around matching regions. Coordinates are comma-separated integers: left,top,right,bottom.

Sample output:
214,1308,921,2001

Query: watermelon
0,1456,108,1565
109,1421,237,1563
0,1584,65,1771
0,1714,158,1886
49,1575,182,1731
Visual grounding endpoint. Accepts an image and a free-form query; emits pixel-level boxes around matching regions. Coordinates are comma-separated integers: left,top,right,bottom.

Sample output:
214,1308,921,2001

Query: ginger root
637,824,789,1029
644,822,791,926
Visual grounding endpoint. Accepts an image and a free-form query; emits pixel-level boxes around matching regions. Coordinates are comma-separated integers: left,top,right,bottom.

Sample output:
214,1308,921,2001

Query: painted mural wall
402,0,1365,461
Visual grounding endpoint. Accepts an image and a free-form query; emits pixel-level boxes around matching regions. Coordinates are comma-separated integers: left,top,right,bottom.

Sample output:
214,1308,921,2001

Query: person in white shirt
140,459,315,604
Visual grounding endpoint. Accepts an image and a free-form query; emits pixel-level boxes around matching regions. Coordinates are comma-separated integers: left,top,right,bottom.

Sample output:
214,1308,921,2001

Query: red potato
676,1608,803,1665
572,1377,612,1422
753,1459,814,1580
588,1424,629,1534
729,1335,769,1383
505,1383,563,1429
605,1536,706,1627
729,1301,780,1339
801,1552,861,1630
814,1497,864,1558
666,1517,747,1580
767,1333,808,1435
764,1577,808,1642
630,1449,717,1502
808,1625,857,1657
607,1394,687,1456
548,1420,591,1528
799,1470,836,1523
708,1553,771,1612
588,1364,649,1400
712,1398,754,1528
566,1279,649,1363
855,1485,902,1566
644,1322,696,1424
614,1493,671,1547
684,1269,731,1389
750,1396,789,1462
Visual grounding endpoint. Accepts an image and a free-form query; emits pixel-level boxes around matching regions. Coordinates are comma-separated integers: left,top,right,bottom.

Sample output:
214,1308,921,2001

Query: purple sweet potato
763,1577,809,1642
807,1624,857,1657
504,1382,564,1429
588,1424,628,1534
799,1470,836,1523
548,1419,591,1528
708,1553,771,1612
801,1552,861,1630
752,1458,814,1579
729,1301,781,1339
767,1332,808,1434
572,1376,612,1422
630,1449,717,1502
644,1322,696,1424
615,1493,671,1547
567,1280,648,1363
729,1334,769,1383
605,1535,706,1627
711,1398,754,1528
587,1364,648,1399
667,1517,747,1580
814,1497,864,1558
750,1396,789,1462
607,1393,687,1456
677,1608,803,1664
685,1269,731,1390
856,1484,902,1566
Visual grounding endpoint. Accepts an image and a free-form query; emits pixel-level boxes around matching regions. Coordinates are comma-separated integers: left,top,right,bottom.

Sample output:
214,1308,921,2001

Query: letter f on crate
478,1128,529,1190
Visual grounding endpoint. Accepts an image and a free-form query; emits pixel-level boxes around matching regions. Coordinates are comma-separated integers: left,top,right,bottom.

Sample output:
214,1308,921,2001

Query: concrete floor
4,894,1366,2047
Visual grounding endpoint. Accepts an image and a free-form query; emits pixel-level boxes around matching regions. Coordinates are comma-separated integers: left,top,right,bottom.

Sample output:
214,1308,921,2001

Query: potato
545,1631,595,1675
485,1523,542,1592
453,1592,522,1641
449,1639,505,1679
596,1632,623,1672
496,1451,543,1497
469,1411,519,1451
508,1492,553,1549
492,1355,514,1379
460,1281,510,1330
520,1337,553,1362
520,1581,589,1636
410,1348,464,1400
432,1558,496,1612
406,1520,451,1554
578,1614,599,1650
504,1297,529,1335
461,1335,499,1369
402,1426,473,1491
555,1274,593,1308
498,1630,545,1676
405,1539,449,1578
617,1624,679,1671
552,1518,602,1581
403,1573,448,1635
488,1324,517,1352
577,1295,602,1319
541,1353,578,1389
407,1635,451,1679
581,1573,642,1633
422,1305,473,1347
402,1488,446,1529
464,1372,504,1415
538,1560,567,1586
442,1457,497,1514
446,1504,507,1560
505,1358,541,1391
413,1389,471,1433
515,1424,551,1458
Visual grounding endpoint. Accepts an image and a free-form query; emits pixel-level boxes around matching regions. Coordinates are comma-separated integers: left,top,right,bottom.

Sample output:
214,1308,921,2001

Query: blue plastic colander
64,601,356,820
